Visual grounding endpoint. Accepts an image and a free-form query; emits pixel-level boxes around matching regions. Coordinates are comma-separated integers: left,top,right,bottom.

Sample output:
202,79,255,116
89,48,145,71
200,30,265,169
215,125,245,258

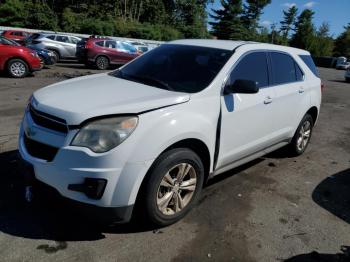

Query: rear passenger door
268,51,309,140
217,51,277,168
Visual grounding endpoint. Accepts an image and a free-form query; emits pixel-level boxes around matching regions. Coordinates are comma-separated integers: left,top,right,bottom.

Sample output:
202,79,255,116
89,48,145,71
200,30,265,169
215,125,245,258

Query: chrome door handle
264,96,273,104
298,87,305,94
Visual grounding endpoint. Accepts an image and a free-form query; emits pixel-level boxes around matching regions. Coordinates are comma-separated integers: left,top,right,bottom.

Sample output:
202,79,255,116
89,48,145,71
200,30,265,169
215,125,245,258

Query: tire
95,56,109,70
50,50,59,63
142,148,204,226
346,78,350,83
7,59,29,78
288,114,314,156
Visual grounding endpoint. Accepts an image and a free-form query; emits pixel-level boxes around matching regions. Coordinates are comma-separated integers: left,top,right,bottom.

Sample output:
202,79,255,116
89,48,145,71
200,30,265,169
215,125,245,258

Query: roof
168,39,310,55
169,39,247,50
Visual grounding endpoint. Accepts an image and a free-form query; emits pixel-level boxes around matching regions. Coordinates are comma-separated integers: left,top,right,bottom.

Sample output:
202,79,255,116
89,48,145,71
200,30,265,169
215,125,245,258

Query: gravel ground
0,64,349,262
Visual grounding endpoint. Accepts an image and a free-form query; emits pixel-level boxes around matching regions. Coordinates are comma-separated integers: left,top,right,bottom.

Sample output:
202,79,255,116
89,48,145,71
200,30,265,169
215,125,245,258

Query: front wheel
288,114,314,156
7,59,29,78
142,148,204,226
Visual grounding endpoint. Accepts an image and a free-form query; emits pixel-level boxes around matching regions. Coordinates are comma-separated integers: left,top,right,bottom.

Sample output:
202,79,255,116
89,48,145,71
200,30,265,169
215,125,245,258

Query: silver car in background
25,33,81,62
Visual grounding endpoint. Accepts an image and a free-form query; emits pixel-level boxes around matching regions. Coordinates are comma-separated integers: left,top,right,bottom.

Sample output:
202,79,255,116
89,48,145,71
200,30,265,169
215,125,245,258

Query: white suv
19,40,322,226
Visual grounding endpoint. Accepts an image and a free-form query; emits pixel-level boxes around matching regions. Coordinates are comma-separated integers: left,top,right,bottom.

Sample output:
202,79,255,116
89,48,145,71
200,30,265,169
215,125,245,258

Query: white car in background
336,56,350,70
19,40,322,226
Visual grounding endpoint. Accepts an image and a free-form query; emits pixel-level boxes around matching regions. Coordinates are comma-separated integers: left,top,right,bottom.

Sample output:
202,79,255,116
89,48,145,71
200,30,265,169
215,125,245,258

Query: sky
207,0,350,37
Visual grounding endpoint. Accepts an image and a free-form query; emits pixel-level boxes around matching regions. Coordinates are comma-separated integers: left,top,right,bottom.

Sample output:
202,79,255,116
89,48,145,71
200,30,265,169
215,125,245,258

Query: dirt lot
0,64,350,262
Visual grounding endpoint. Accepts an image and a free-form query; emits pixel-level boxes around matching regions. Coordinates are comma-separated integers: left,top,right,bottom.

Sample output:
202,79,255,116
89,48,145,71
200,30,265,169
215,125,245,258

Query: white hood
32,73,190,125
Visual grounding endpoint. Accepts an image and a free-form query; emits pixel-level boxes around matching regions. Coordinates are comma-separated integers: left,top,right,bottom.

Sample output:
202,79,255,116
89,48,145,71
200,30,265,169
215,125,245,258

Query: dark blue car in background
26,44,55,66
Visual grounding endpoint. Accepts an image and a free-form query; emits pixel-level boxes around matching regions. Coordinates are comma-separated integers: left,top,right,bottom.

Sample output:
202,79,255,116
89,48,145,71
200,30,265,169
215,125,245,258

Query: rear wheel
95,56,109,70
346,77,350,83
142,148,204,226
7,59,29,78
288,114,314,156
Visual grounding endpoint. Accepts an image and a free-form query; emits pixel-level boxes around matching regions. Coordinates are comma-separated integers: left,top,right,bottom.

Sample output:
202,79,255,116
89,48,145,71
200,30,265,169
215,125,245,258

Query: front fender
111,98,220,206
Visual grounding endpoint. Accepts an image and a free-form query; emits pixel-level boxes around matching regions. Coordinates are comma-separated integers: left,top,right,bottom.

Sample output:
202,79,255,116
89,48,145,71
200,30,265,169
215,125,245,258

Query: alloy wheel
156,163,197,216
97,57,108,70
10,62,26,77
296,120,311,151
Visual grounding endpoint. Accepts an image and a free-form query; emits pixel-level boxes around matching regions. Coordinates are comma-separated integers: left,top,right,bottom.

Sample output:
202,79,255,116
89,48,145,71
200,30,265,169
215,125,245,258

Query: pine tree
242,0,271,35
290,9,315,51
209,0,247,40
334,23,350,57
280,6,298,41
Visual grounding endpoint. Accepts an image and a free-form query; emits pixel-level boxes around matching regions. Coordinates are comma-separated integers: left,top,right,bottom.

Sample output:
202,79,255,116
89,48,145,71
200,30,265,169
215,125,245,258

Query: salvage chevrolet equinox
19,40,322,226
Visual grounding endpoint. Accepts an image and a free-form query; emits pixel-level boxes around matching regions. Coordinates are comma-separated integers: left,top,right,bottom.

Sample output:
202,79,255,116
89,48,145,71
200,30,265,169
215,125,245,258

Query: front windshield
111,44,232,93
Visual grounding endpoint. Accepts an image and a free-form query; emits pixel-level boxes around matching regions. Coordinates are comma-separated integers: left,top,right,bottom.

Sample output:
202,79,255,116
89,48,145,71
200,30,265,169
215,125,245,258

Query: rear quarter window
299,55,319,77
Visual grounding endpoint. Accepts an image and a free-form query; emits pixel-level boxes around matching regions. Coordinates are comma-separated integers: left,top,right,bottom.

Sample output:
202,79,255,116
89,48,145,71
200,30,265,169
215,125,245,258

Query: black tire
7,58,29,78
95,56,109,70
49,50,60,63
288,114,314,156
142,148,204,226
346,78,350,83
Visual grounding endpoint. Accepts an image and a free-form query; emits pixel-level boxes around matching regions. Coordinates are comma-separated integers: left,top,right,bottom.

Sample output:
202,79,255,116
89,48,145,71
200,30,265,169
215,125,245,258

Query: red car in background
2,30,31,45
76,38,140,70
0,37,42,77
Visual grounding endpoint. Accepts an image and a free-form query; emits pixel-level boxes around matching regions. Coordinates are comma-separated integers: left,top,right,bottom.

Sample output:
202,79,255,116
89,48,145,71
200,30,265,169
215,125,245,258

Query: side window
69,37,80,44
56,35,69,43
299,55,319,77
95,41,104,47
229,52,269,88
270,52,297,85
295,62,304,81
121,42,137,53
47,35,55,40
105,40,117,49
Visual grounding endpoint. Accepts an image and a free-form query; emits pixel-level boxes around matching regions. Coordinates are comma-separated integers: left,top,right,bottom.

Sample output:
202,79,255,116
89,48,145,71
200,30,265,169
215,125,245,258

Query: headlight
71,116,138,153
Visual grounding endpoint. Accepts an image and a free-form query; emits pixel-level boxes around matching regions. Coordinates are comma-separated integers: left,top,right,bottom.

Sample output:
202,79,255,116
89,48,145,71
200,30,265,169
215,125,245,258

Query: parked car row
0,30,157,76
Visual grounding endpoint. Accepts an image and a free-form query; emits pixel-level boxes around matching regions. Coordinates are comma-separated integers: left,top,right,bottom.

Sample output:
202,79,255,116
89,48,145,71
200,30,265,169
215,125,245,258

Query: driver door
216,51,277,169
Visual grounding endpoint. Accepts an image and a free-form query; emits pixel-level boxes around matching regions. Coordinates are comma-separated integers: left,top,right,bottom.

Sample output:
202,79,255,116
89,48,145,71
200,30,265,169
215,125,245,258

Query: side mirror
224,79,259,94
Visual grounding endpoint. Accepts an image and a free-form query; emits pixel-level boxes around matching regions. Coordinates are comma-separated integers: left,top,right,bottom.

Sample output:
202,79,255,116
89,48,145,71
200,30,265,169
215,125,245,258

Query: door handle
298,87,305,94
264,96,273,104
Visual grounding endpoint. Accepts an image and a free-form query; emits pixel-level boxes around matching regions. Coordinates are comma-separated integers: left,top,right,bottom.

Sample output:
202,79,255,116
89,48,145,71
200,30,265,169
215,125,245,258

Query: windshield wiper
113,70,173,91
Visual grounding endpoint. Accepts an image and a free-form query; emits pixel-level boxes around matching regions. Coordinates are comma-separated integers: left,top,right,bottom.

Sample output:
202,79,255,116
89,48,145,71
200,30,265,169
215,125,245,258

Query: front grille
29,105,68,133
24,134,59,161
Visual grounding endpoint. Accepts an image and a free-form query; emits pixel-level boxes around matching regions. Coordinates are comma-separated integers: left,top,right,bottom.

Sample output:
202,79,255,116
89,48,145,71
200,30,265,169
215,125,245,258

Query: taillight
85,41,93,49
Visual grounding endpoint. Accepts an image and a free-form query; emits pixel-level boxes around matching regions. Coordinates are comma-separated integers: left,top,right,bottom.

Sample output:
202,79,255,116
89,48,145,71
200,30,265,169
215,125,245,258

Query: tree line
0,0,349,57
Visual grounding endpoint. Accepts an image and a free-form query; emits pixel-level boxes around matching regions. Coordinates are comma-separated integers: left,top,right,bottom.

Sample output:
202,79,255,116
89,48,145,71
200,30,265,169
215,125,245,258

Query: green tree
0,0,27,27
242,0,271,38
25,1,59,30
174,0,211,38
210,0,247,40
334,23,350,57
312,22,334,56
280,5,298,44
290,9,316,52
